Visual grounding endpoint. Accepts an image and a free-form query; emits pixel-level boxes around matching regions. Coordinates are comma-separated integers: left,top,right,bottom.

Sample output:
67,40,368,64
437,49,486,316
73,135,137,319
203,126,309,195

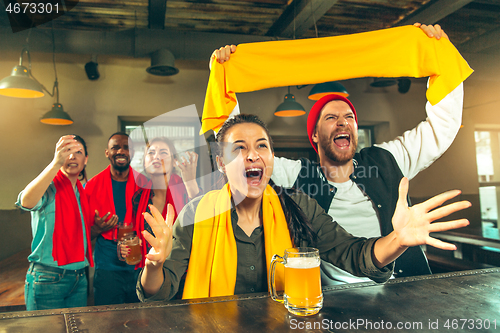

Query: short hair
107,132,129,143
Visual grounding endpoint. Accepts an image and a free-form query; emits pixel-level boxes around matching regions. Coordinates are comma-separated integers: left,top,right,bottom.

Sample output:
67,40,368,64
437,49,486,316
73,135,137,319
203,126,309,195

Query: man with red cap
212,24,463,284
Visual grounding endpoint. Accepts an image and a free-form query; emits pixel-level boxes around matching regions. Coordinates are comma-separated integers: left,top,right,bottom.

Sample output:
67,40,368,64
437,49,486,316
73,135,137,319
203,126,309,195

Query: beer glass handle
268,254,284,303
117,240,126,261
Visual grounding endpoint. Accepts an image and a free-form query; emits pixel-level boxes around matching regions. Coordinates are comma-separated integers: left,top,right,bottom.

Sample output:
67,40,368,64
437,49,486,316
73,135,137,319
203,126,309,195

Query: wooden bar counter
1,268,499,332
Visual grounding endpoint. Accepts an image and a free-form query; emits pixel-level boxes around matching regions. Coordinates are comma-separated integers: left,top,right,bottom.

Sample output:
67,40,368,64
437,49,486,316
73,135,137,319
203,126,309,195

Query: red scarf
52,170,94,266
134,174,187,268
86,166,143,240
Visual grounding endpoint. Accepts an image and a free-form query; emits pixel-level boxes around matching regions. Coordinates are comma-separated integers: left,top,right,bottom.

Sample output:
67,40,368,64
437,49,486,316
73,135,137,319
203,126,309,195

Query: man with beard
212,24,463,284
86,132,146,305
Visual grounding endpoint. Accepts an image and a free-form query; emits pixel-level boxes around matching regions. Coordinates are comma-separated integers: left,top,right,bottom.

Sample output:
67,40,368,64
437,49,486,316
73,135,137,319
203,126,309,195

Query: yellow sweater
201,25,473,134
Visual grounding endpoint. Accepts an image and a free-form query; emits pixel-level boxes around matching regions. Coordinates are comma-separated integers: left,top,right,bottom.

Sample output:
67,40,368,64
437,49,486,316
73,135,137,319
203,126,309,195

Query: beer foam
285,257,320,268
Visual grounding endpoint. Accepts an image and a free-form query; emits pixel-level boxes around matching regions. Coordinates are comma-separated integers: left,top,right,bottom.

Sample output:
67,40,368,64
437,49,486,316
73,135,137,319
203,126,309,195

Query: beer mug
268,247,322,316
114,221,134,242
117,231,142,265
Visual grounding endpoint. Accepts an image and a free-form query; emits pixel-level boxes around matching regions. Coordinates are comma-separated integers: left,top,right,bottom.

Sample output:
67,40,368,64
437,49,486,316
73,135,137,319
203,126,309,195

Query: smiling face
312,100,358,164
61,142,88,178
217,123,274,201
106,134,131,172
144,140,174,176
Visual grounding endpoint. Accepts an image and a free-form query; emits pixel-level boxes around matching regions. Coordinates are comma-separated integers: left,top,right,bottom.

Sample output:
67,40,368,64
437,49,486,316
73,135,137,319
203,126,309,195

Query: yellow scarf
201,25,473,134
182,183,293,299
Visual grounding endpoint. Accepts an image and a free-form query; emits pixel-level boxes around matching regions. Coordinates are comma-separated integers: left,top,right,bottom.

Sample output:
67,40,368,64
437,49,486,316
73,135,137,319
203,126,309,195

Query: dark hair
216,114,317,246
107,131,129,143
72,134,88,183
216,114,274,153
142,137,178,175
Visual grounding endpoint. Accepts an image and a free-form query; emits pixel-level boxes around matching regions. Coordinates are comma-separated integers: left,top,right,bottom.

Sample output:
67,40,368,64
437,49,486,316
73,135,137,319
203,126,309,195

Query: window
474,130,500,241
119,111,213,192
122,121,198,173
356,126,374,152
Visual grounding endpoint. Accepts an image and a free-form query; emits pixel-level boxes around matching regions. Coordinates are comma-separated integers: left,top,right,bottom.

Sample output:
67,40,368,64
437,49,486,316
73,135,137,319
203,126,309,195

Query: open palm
142,204,175,267
392,178,470,250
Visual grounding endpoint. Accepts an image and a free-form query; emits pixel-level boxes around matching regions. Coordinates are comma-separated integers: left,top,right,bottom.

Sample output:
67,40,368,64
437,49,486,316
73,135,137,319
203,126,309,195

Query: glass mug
117,231,142,265
268,247,323,316
114,221,134,242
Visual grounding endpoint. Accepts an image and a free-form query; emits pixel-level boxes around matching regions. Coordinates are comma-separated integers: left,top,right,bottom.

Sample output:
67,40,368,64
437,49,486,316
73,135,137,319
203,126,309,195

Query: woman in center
137,114,470,301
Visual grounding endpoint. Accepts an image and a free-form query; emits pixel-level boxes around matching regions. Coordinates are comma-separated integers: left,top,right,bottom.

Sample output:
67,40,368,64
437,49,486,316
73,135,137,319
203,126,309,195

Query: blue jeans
25,263,88,311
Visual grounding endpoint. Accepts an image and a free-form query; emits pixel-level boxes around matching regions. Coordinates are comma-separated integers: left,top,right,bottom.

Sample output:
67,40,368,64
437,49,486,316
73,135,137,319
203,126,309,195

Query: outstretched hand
93,210,118,233
392,177,470,250
176,151,199,182
142,204,175,268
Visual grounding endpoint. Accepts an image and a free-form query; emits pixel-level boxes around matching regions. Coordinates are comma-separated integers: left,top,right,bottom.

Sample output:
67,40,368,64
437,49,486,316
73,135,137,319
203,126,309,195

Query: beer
116,223,133,241
117,231,142,265
269,247,323,316
125,241,142,265
284,257,322,316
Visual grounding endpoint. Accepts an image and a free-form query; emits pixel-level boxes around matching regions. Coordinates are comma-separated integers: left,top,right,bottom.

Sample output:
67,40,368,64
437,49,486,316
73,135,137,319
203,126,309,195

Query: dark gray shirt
137,190,394,301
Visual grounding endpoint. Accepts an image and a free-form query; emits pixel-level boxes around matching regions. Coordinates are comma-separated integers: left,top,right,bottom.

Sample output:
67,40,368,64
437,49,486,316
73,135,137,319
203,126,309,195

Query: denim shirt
16,183,89,269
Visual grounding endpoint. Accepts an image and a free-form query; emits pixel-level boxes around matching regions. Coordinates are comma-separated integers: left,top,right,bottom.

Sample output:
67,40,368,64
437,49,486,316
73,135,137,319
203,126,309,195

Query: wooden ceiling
1,0,500,57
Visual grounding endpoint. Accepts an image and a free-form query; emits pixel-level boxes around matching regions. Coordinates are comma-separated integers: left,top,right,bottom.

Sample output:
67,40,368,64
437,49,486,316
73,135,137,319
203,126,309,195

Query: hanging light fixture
274,86,306,117
40,24,73,125
308,81,349,100
1,23,74,124
40,80,73,125
146,49,179,76
0,47,45,98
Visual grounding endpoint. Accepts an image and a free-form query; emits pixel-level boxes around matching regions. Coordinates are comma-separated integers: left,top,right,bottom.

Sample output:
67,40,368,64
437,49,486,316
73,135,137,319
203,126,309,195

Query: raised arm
376,24,462,179
175,151,201,199
372,177,470,268
20,135,80,209
140,204,175,297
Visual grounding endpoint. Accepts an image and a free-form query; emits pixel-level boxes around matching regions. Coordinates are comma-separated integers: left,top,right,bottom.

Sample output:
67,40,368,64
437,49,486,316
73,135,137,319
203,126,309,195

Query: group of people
17,23,471,310
17,132,200,310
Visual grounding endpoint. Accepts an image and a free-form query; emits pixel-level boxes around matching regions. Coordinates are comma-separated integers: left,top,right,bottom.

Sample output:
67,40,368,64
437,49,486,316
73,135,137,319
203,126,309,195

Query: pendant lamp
40,80,73,125
308,81,349,100
0,48,45,98
147,49,179,76
274,87,306,117
2,24,74,125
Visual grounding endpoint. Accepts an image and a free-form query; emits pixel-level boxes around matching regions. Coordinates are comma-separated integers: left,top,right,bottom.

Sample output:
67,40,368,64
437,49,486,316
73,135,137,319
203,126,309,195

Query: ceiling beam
459,27,500,53
396,0,474,26
149,0,167,30
266,0,339,38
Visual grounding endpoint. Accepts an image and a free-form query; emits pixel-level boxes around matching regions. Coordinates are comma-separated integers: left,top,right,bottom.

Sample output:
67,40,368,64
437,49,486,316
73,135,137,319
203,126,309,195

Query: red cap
307,94,357,153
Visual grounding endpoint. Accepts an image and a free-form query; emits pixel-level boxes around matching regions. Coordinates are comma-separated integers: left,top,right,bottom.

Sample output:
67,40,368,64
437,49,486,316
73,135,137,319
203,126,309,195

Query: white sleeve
271,156,303,188
375,83,463,180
